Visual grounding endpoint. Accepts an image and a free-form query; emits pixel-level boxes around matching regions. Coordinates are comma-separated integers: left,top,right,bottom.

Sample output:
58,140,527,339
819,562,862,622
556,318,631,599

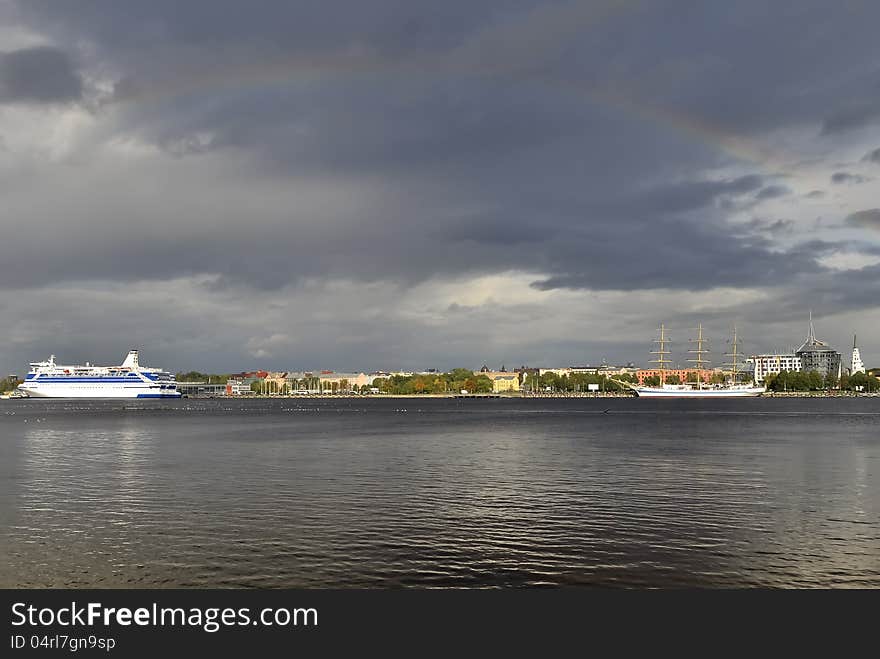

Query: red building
636,369,714,385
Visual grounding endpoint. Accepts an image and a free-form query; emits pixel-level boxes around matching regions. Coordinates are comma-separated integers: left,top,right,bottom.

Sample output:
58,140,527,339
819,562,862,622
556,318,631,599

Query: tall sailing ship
17,350,182,399
631,324,765,398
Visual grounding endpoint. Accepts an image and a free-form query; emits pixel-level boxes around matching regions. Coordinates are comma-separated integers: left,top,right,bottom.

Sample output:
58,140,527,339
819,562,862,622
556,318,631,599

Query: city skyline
2,2,880,374
6,315,869,378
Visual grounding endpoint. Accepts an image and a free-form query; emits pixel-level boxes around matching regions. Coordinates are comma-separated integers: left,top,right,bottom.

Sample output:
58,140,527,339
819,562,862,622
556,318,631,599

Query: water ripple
1,397,878,587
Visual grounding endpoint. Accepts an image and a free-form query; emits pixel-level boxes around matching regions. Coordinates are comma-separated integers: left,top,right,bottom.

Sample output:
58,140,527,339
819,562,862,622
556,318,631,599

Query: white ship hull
19,382,181,399
633,386,765,398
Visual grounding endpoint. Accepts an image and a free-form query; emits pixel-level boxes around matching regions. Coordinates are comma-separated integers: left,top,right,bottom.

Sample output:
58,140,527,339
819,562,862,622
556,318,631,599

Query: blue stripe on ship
30,374,160,380
136,394,182,398
32,378,163,382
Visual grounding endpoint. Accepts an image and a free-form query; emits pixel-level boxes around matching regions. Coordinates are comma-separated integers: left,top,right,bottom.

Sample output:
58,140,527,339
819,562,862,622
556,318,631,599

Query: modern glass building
795,319,841,379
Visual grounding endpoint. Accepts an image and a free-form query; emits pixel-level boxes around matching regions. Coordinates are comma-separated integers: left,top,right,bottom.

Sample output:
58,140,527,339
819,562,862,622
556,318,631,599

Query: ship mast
687,323,710,389
723,325,743,384
649,323,671,385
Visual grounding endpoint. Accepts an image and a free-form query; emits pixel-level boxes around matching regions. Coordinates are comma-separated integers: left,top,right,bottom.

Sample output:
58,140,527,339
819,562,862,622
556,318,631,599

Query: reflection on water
1,398,879,587
6,422,159,586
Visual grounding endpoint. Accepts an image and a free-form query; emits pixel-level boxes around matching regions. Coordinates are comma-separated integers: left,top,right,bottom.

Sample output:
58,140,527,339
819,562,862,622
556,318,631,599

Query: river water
1,397,877,587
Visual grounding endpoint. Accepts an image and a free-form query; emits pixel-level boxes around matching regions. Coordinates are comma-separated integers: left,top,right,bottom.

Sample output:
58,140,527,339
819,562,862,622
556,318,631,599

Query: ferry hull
18,383,182,399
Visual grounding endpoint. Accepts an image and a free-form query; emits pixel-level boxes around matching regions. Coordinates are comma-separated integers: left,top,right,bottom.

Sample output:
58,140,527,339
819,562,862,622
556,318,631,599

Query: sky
1,0,879,374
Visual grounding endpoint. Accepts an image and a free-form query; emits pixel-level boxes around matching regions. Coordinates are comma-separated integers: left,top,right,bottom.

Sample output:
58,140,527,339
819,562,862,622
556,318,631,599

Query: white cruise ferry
18,350,182,399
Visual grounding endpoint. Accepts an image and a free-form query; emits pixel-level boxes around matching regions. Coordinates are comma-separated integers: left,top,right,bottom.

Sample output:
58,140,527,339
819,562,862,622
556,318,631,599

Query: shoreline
4,392,878,400
177,392,880,399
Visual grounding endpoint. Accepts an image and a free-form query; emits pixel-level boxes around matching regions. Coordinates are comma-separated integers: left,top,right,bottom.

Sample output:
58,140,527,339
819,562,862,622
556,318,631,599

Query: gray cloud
822,100,880,135
831,171,867,185
0,46,82,104
740,218,794,236
755,185,791,200
863,147,880,164
1,1,880,372
846,209,880,231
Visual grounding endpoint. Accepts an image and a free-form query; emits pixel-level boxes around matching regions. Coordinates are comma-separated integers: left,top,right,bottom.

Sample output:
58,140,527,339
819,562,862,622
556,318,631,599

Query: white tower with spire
851,335,865,375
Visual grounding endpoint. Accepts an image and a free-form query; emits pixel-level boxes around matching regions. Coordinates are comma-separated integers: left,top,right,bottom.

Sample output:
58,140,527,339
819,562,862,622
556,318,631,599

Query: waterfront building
748,316,842,383
318,372,373,392
480,371,520,393
539,367,572,377
225,379,252,396
280,371,317,393
230,370,268,379
795,317,841,379
636,369,713,385
750,354,802,384
595,364,639,377
539,364,638,378
851,335,865,375
177,381,228,396
262,371,289,393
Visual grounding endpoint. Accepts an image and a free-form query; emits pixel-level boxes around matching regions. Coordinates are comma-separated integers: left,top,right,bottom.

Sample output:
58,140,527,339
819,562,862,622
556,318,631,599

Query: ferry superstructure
18,350,182,399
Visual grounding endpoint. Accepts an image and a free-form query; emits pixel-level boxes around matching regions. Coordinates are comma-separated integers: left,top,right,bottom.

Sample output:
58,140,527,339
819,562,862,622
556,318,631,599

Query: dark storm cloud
821,99,880,135
446,216,552,246
755,185,790,200
739,218,793,236
0,0,865,295
3,1,880,370
846,209,880,231
17,0,880,137
0,46,82,104
863,147,880,164
530,233,830,292
622,175,764,215
0,164,803,294
734,263,880,336
831,172,867,185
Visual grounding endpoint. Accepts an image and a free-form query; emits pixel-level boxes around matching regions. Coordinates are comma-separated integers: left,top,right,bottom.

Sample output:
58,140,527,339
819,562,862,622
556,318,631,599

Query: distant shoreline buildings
750,316,843,384
11,314,872,398
172,314,873,397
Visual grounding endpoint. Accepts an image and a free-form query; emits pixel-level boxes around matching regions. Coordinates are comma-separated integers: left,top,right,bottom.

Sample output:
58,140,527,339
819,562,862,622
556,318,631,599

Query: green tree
1,376,23,393
849,371,879,392
539,373,560,391
823,372,839,390
175,371,229,384
473,375,494,393
766,370,813,392
447,368,474,384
